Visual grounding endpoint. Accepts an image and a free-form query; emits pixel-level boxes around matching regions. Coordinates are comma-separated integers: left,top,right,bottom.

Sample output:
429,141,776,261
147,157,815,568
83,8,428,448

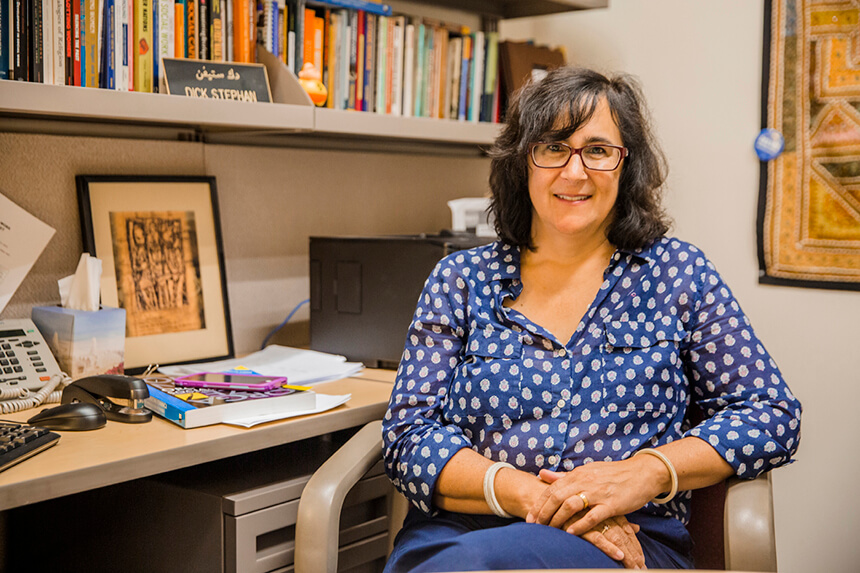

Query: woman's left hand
526,456,668,535
583,516,645,569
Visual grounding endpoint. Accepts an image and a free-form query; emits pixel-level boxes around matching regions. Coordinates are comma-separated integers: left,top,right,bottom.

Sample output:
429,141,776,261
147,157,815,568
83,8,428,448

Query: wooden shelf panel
314,107,501,145
0,81,315,133
0,81,500,146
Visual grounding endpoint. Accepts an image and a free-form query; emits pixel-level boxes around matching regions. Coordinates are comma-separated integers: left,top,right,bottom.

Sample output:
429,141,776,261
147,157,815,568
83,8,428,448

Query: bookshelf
0,0,605,147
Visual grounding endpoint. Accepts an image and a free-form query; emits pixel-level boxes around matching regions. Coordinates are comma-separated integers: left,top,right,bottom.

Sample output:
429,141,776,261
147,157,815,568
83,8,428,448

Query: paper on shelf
158,345,364,385
0,192,56,314
223,392,352,428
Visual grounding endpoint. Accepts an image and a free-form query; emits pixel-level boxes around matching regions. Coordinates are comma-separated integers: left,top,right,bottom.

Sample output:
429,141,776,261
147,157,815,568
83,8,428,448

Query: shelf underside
0,82,501,150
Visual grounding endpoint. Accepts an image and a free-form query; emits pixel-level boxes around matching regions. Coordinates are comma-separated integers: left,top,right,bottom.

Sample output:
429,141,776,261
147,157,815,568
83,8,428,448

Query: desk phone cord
0,373,72,415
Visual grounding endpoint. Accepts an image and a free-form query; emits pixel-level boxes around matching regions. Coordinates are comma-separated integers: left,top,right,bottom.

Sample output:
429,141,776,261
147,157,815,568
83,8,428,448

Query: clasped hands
520,456,670,570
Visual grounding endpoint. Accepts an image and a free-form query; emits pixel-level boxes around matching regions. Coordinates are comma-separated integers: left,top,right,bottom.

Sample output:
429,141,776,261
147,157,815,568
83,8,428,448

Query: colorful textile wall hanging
758,0,860,290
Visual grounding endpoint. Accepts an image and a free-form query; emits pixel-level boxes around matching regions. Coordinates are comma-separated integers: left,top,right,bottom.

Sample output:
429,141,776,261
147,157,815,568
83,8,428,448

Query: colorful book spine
324,8,336,107
133,0,152,91
372,13,384,113
0,0,8,79
361,11,372,111
311,11,321,69
337,8,349,108
51,0,65,83
447,35,460,119
196,0,205,58
353,9,362,108
173,0,185,57
306,0,388,17
401,21,413,117
389,15,402,115
412,21,423,116
64,0,73,83
185,0,195,57
125,0,132,89
469,30,483,123
434,26,446,119
72,0,80,84
41,0,52,84
156,0,171,87
480,30,497,122
100,0,113,87
31,0,44,82
113,0,123,87
457,32,470,121
83,0,97,85
151,0,158,88
299,5,311,66
230,0,245,60
223,0,230,60
209,0,221,60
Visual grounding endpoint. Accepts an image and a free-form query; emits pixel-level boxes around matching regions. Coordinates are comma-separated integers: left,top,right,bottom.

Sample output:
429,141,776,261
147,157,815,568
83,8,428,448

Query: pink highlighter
173,372,288,391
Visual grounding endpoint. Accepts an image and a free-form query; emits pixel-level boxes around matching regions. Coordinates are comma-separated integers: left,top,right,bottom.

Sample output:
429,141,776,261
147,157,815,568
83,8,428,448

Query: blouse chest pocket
601,320,687,414
444,333,524,430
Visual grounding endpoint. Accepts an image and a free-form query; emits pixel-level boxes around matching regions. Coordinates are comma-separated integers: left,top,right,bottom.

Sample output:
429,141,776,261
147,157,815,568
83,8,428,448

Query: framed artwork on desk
76,175,234,373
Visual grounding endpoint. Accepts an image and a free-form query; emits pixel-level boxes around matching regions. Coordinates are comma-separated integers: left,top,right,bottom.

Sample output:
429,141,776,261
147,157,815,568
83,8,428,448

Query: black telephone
62,374,153,423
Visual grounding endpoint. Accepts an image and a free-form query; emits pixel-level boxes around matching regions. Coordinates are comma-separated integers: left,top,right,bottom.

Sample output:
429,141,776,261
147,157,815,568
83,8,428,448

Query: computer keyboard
0,421,60,473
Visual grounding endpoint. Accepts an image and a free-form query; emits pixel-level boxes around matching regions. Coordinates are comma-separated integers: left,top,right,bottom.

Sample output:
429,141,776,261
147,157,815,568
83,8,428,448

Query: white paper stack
158,345,364,385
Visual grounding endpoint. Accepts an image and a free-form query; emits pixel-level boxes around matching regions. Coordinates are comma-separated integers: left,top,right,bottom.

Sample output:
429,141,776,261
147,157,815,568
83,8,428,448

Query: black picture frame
76,175,234,372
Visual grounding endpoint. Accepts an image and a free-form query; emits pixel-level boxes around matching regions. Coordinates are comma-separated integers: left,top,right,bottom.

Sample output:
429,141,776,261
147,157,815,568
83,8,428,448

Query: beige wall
0,133,491,354
501,1,859,571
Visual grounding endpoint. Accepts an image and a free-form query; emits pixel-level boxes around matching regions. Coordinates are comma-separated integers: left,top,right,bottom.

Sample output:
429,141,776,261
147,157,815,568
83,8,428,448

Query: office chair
294,421,778,573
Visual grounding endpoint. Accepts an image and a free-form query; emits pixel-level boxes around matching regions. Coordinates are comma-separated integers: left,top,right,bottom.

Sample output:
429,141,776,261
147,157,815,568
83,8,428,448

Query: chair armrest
295,420,384,573
724,472,777,572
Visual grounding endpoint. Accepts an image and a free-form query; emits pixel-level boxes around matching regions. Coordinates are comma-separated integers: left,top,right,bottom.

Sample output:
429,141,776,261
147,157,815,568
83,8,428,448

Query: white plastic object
447,197,495,237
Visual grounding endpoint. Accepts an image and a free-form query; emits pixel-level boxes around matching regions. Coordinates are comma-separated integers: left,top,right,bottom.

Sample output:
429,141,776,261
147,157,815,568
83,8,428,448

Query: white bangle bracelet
483,461,515,518
633,448,679,504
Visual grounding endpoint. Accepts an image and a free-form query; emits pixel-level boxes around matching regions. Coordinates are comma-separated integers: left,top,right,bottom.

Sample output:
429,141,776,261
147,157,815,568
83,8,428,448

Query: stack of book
0,0,504,122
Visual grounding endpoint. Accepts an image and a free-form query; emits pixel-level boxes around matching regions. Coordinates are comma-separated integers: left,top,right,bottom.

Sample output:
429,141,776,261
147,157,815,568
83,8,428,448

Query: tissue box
31,306,126,378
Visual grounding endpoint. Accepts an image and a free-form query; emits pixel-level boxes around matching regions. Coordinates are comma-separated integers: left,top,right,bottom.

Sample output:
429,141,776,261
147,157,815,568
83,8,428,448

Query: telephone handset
0,318,64,392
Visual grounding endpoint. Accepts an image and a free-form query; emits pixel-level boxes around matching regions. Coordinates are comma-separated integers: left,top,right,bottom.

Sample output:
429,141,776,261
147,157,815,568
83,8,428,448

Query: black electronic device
61,374,153,423
27,403,107,431
0,422,61,472
309,232,489,368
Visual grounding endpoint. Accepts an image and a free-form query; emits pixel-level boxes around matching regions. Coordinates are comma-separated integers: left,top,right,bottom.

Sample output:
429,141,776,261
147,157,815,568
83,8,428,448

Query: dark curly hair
488,66,670,250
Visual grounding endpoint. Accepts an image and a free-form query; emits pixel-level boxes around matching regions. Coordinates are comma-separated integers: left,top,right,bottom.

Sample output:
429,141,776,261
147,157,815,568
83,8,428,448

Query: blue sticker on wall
754,128,785,161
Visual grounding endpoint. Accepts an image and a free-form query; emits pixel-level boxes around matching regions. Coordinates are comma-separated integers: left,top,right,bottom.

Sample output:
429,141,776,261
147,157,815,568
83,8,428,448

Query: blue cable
261,298,310,350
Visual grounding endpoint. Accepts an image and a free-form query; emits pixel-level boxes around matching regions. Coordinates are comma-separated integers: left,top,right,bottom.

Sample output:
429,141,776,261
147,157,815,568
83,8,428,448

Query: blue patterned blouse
382,238,801,524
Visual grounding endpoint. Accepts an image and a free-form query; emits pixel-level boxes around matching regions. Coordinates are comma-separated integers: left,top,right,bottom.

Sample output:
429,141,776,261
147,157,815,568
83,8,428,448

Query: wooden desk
0,371,395,513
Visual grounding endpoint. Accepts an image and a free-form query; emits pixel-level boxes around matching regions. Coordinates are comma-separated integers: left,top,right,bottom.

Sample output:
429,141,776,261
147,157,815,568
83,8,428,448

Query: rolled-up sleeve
382,256,472,514
683,257,802,478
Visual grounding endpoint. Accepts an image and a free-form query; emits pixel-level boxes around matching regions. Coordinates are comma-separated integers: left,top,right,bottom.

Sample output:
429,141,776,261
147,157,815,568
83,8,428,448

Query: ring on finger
601,523,611,534
577,492,589,510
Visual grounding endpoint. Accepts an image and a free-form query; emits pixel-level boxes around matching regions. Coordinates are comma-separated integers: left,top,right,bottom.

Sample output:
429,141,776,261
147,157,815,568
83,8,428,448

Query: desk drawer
226,474,392,573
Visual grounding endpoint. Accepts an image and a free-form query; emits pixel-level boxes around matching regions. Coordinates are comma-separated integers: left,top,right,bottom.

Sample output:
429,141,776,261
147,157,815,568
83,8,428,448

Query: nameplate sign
163,59,273,103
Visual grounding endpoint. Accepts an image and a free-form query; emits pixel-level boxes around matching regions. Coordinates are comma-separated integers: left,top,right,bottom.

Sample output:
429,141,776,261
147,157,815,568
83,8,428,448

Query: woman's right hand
583,516,646,569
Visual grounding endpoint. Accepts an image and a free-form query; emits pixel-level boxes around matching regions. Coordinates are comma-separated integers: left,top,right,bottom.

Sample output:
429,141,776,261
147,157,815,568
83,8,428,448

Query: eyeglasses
529,142,629,171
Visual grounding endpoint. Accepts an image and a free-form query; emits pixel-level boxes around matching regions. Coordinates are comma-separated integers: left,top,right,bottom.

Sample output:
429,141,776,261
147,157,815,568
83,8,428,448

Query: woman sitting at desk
381,66,801,571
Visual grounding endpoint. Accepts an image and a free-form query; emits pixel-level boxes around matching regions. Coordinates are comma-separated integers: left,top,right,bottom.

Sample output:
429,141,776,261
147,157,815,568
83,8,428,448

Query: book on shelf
307,0,389,17
156,0,173,89
3,0,503,125
133,0,152,91
197,0,208,58
144,378,317,428
83,0,96,86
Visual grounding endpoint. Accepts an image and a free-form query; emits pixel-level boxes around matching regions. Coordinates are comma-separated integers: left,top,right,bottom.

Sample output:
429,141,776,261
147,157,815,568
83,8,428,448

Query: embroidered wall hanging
758,0,860,290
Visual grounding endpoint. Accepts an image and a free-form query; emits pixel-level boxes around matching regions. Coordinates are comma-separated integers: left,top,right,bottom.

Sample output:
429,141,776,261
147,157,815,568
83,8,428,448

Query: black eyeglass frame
529,142,630,171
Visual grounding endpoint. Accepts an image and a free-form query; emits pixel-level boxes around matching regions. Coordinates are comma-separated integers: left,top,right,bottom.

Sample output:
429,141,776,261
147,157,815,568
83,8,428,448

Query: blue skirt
384,508,694,572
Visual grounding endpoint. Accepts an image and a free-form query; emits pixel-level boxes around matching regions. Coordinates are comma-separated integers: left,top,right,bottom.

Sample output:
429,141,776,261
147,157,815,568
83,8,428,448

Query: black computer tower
309,234,489,368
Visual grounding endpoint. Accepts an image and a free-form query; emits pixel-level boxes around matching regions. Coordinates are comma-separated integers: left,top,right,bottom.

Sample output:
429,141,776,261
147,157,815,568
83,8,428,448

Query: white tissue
59,253,103,311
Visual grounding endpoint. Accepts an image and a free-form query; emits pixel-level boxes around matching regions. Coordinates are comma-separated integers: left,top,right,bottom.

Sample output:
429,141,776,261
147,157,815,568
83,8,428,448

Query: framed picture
76,175,234,372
